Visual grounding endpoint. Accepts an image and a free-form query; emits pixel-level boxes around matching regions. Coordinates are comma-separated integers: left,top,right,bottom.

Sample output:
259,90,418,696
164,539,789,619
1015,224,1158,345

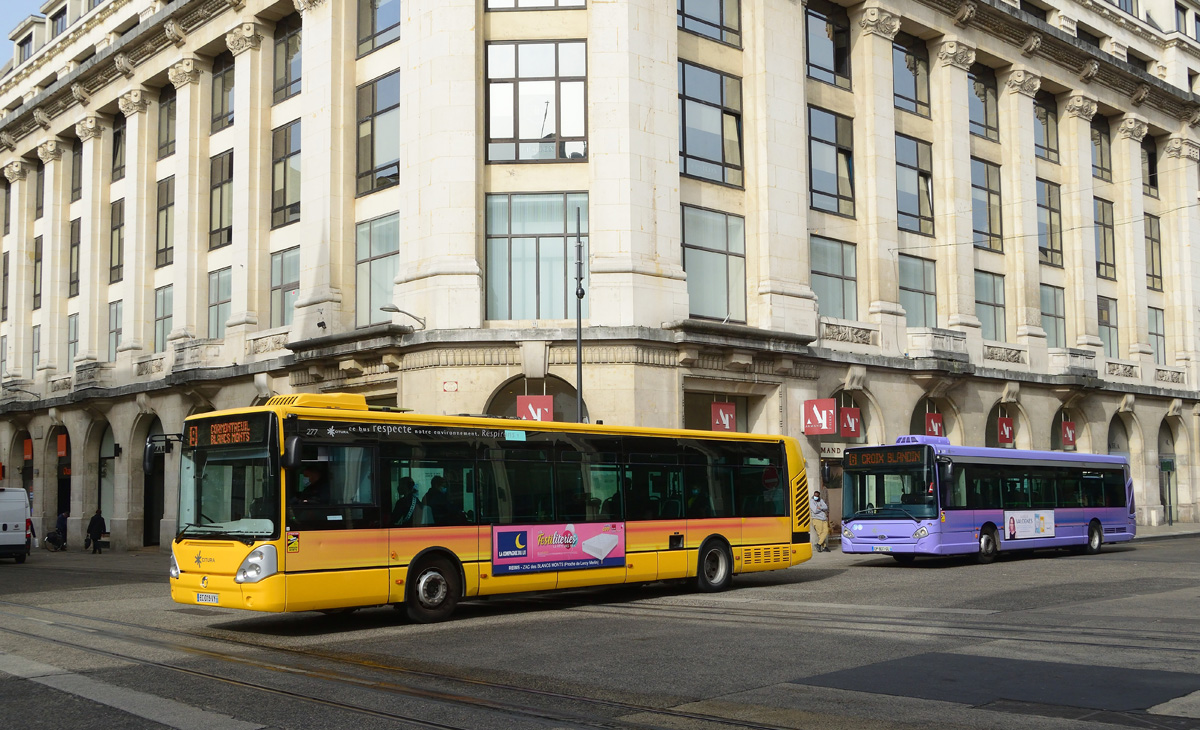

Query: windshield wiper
174,523,200,543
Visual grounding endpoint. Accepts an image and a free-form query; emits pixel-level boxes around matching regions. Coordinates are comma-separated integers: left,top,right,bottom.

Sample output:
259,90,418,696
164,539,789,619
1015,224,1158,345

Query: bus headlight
234,545,278,584
169,554,180,580
842,527,853,540
912,525,929,539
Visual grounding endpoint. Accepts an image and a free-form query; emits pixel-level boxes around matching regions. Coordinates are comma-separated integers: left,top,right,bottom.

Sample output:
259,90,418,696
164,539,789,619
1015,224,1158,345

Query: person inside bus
390,476,422,527
425,476,466,525
686,485,713,518
297,464,331,504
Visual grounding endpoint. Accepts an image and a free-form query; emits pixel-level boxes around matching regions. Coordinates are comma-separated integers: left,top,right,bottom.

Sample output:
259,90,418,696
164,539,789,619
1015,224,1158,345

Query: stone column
1111,114,1151,365
37,138,71,377
166,56,211,344
930,39,982,351
586,0,689,327
2,160,33,381
998,68,1046,366
224,22,269,353
741,0,818,336
1162,137,1200,387
293,0,354,338
1057,92,1102,351
115,86,158,357
74,114,112,364
850,5,905,354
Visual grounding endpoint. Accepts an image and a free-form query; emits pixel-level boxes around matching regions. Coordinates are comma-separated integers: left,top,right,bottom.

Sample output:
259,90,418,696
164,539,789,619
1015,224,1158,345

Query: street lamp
380,304,426,330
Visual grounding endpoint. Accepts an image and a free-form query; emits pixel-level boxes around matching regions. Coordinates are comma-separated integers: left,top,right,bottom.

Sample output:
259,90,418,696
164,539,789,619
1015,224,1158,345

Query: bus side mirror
283,436,303,470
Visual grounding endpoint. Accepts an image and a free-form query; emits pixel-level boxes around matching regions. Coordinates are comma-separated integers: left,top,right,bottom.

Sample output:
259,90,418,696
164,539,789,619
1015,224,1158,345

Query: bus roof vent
895,435,950,445
265,393,369,410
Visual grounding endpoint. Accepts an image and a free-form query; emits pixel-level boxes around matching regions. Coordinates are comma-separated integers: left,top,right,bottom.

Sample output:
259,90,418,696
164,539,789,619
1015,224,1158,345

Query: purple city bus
840,435,1137,563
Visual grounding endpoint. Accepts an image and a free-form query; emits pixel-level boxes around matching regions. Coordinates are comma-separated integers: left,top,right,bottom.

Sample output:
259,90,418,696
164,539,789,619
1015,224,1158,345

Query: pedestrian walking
55,511,69,550
86,509,106,554
811,491,829,552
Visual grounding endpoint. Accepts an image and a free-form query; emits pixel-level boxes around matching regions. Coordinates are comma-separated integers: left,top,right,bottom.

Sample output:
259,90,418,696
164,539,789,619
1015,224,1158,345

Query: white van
0,487,31,564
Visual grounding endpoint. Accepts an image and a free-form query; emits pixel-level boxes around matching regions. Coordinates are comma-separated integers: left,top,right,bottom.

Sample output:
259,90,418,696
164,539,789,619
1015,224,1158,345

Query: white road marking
1150,689,1200,719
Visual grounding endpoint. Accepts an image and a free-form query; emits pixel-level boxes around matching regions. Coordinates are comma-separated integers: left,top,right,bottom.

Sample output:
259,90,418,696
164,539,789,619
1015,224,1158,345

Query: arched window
486,375,588,424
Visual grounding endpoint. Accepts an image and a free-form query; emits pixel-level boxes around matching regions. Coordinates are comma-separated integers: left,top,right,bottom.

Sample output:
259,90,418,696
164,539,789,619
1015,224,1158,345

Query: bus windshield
178,446,278,541
843,460,937,521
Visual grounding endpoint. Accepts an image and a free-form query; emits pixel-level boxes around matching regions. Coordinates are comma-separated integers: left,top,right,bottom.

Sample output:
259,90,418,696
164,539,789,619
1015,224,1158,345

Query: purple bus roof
847,434,1129,467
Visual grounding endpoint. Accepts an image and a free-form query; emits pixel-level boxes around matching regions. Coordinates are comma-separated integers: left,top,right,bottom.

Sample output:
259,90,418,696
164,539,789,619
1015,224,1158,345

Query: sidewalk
1131,521,1200,540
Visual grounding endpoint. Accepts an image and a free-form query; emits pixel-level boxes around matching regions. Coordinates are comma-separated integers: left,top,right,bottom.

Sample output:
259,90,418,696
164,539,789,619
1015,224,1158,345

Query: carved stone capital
168,57,203,88
164,18,187,47
937,40,976,70
858,7,901,39
226,22,263,55
293,0,326,11
75,115,107,141
32,108,51,130
1118,117,1148,142
3,162,28,183
1005,69,1041,97
953,1,977,26
1065,94,1097,121
37,139,65,163
1164,137,1200,161
118,88,153,116
114,52,135,78
0,132,13,152
1078,60,1099,83
71,82,92,107
1021,32,1042,57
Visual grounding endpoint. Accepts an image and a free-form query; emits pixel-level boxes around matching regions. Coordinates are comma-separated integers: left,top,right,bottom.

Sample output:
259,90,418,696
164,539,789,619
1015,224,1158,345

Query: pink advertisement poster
492,522,626,575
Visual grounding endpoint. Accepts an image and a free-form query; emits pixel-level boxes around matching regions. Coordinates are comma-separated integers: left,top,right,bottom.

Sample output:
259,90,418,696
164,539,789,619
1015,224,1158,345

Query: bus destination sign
188,413,271,448
845,446,928,469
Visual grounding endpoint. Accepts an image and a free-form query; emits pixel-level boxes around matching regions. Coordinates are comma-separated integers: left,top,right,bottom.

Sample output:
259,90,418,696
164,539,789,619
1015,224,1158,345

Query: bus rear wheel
977,528,998,564
695,540,732,592
406,556,460,623
1085,522,1103,555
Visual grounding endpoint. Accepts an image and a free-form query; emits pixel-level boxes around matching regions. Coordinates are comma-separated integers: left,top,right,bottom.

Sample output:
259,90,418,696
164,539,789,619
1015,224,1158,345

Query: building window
892,33,930,117
108,300,122,362
208,268,231,339
681,204,745,323
486,41,587,163
485,194,589,321
110,199,124,283
1149,306,1167,365
678,0,741,45
17,36,32,64
1142,137,1159,197
358,0,401,56
2,180,9,234
805,0,851,89
899,254,936,328
355,212,401,327
270,247,300,328
1091,117,1112,181
0,336,5,378
31,325,39,373
487,0,584,6
70,137,83,201
1097,296,1118,358
111,114,126,181
971,158,1002,251
1034,92,1059,163
1037,179,1062,266
1178,3,1188,30
356,70,400,195
1146,214,1162,291
51,8,67,38
1,252,7,321
157,177,175,267
158,84,176,159
35,161,44,219
809,106,854,217
32,236,42,310
1040,284,1066,349
69,219,80,297
154,285,173,354
67,314,78,372
1021,0,1048,19
896,134,934,235
1113,0,1138,16
811,235,856,320
678,61,743,186
1094,197,1116,280
272,120,301,227
968,64,999,141
274,13,303,103
209,151,233,249
975,270,1006,341
211,51,235,133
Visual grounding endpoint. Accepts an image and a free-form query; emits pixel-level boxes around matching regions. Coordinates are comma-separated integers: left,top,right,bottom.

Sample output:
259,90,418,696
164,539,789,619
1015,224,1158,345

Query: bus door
622,457,689,581
941,463,983,552
475,447,559,596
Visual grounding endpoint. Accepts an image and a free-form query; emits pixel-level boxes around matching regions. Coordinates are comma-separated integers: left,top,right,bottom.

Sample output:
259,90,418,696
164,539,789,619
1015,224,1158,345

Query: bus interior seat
660,499,682,519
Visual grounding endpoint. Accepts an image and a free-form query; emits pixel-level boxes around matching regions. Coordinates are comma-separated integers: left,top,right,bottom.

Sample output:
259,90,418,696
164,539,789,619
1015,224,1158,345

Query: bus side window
1102,469,1126,507
1058,470,1081,507
1081,472,1104,507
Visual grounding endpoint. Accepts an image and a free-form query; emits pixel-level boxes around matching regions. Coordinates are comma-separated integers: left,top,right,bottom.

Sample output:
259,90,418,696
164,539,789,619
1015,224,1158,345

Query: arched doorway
144,419,165,545
486,375,589,423
99,425,117,519
909,397,951,440
984,403,1018,448
1051,406,1082,451
1107,415,1130,459
48,427,72,519
18,432,33,505
1158,421,1178,525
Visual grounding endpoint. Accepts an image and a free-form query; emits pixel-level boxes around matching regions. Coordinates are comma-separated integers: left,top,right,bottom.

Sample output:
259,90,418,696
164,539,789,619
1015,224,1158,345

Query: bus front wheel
977,528,999,564
695,540,732,592
1085,522,1103,555
406,556,460,623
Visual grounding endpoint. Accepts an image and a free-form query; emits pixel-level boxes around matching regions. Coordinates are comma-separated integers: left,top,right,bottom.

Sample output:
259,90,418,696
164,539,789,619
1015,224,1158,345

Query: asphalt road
1,536,1198,730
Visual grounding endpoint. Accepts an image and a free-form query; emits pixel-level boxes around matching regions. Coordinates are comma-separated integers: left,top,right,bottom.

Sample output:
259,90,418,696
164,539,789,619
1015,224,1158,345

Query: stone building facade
0,0,1197,550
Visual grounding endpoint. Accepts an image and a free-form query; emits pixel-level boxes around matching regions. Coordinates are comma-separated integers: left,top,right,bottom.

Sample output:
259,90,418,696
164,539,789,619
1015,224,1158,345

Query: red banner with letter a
804,399,838,435
924,413,944,437
997,417,1014,445
711,402,736,431
516,395,553,422
840,408,861,438
1061,421,1076,448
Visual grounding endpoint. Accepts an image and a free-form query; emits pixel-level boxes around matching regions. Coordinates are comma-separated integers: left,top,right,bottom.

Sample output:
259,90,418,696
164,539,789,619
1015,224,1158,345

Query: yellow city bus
153,393,812,622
